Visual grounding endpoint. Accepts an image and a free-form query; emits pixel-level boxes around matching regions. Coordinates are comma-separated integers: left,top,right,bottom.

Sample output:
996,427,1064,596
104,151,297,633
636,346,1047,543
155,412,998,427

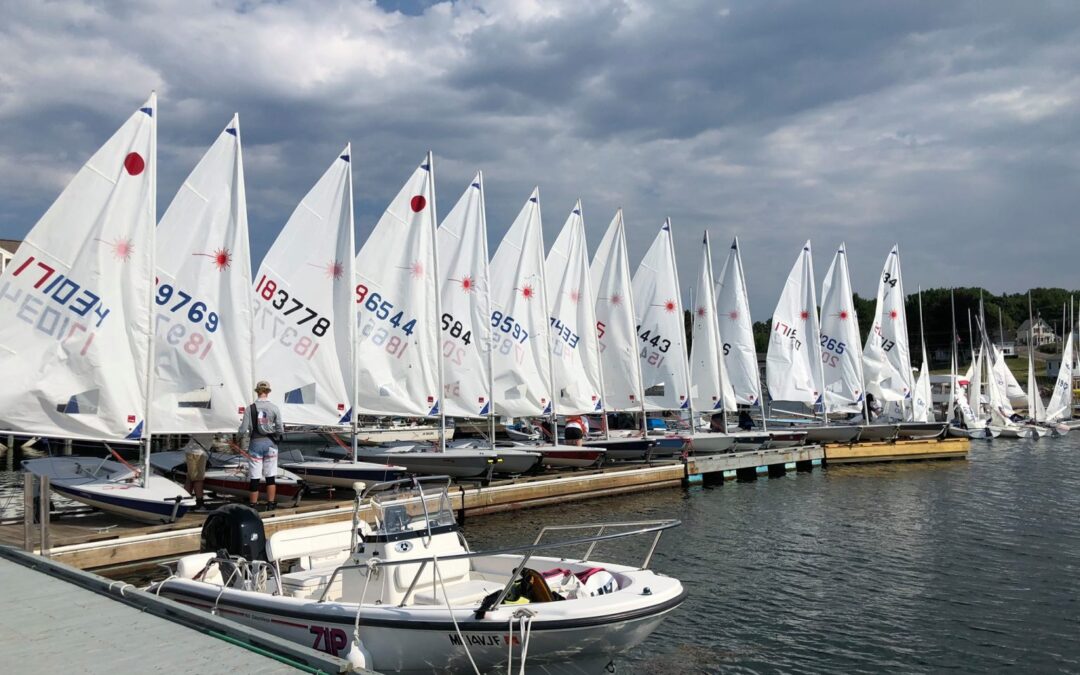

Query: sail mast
141,92,158,488
346,144,359,463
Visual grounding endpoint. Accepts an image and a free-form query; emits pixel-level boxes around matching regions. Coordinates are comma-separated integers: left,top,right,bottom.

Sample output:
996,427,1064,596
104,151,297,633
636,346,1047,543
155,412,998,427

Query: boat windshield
369,485,456,537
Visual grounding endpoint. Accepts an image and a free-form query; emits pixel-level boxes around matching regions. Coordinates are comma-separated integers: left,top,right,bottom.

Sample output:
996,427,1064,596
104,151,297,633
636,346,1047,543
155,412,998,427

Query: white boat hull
156,559,684,674
23,457,192,524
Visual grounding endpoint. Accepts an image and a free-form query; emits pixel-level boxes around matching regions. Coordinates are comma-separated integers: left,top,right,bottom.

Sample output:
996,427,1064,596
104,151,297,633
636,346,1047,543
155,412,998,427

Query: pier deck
0,439,965,572
0,545,360,674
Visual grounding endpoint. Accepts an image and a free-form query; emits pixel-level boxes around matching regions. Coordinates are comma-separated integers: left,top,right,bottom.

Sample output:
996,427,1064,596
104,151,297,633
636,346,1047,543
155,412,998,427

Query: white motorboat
150,450,307,505
277,449,409,489
23,456,192,524
151,477,685,673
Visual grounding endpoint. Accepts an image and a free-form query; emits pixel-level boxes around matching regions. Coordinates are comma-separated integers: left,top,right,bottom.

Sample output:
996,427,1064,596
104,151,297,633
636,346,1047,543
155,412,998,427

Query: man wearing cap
238,380,284,510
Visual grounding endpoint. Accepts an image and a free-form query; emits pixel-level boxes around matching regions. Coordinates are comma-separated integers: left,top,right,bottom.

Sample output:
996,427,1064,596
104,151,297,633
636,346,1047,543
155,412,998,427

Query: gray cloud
1,0,1078,318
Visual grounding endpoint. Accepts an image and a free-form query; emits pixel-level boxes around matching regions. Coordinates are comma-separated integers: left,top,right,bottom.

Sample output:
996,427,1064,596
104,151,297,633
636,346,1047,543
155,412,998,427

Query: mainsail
765,241,823,406
911,288,933,422
152,115,252,433
715,237,762,408
354,154,441,417
253,148,354,426
631,220,691,412
546,201,604,414
436,172,492,418
1046,330,1074,421
689,232,735,413
590,210,645,412
0,95,157,441
489,189,553,417
818,243,865,413
863,246,913,404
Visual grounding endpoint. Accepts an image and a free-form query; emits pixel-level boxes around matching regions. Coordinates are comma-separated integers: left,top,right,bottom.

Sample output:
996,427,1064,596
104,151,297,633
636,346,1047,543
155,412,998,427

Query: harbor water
465,438,1080,673
3,437,1078,673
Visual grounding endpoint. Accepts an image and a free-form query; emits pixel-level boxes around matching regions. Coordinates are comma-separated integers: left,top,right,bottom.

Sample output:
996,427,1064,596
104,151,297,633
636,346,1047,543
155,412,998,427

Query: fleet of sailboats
4,95,1076,523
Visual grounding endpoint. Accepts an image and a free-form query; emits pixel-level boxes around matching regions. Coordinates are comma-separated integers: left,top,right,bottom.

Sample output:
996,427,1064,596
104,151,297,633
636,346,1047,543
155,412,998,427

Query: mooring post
63,438,72,456
39,475,50,557
23,473,33,552
6,434,14,471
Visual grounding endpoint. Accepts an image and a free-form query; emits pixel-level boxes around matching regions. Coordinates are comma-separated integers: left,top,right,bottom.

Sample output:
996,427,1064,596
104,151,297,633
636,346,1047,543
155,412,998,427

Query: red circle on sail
124,152,145,176
410,195,426,212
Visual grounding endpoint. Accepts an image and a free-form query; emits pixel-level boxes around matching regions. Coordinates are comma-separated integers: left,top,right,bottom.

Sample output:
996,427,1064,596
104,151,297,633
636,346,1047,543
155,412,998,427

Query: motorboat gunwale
151,476,685,673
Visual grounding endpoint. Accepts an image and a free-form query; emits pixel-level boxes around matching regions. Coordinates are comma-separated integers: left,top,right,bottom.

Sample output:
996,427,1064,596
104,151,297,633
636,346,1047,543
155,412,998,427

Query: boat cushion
412,579,503,606
280,568,343,600
176,552,224,585
267,520,365,569
393,557,471,592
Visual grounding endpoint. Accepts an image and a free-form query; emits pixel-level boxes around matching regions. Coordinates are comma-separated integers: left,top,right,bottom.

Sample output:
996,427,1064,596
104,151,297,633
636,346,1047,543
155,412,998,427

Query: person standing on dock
238,380,284,510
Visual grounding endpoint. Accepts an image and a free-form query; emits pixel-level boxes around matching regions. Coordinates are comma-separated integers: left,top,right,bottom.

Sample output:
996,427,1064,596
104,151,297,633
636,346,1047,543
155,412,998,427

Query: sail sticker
316,260,344,279
340,154,350,162
410,195,427,212
664,300,676,313
225,128,237,137
569,289,580,304
103,237,134,261
194,248,232,270
459,275,474,292
139,107,153,117
521,285,534,300
124,152,145,175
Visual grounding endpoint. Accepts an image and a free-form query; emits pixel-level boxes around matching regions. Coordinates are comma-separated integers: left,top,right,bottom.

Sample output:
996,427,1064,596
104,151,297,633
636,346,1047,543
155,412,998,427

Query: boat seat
279,568,344,600
393,556,471,593
176,552,224,585
411,579,503,606
266,520,367,571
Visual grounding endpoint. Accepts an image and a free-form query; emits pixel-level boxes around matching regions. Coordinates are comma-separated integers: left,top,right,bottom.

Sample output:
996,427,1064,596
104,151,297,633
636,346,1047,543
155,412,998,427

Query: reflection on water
466,439,1080,673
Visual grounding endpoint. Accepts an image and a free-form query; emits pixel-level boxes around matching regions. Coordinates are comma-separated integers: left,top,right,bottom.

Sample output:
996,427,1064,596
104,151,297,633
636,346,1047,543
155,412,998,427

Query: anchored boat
152,477,685,673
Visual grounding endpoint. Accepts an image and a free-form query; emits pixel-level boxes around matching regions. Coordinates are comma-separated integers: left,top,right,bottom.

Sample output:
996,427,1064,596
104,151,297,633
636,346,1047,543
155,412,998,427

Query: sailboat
144,115,305,503
810,243,865,444
9,95,194,523
977,300,1039,439
260,148,405,487
425,172,541,474
1044,304,1075,434
947,292,998,439
588,210,657,460
762,241,820,448
1025,295,1067,435
482,190,603,469
905,287,946,439
715,238,771,451
686,232,736,453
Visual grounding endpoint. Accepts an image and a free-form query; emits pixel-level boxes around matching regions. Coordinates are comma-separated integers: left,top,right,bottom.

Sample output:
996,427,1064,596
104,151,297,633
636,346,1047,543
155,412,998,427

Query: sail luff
141,91,158,487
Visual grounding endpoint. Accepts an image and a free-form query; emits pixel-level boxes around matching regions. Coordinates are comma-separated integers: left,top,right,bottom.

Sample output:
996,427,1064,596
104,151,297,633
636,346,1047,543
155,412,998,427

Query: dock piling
22,474,32,552
38,475,49,557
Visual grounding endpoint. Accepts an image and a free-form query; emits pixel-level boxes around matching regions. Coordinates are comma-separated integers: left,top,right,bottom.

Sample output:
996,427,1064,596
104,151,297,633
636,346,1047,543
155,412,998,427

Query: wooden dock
822,437,969,464
0,438,965,572
0,545,363,674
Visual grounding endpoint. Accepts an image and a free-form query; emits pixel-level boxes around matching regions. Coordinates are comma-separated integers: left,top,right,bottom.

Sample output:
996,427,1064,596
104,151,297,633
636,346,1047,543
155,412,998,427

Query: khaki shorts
185,452,208,481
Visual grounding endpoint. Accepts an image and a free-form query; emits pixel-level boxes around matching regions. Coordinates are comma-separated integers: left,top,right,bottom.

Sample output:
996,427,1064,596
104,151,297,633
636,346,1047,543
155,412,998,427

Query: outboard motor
200,504,267,561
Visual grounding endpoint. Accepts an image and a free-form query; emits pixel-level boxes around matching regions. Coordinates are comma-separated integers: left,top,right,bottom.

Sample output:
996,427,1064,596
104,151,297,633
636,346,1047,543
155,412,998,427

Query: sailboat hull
895,422,947,440
802,426,860,445
23,457,192,524
857,424,900,442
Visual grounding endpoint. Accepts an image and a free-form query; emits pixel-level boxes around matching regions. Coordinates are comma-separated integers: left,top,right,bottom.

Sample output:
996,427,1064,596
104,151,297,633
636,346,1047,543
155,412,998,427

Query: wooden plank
824,438,969,464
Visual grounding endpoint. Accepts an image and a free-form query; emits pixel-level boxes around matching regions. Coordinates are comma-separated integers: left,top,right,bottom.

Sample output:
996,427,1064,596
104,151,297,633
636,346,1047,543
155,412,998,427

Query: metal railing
314,517,680,610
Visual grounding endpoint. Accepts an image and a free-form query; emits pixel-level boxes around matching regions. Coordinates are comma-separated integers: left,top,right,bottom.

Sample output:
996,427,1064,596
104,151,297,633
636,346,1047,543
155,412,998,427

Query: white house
1017,317,1056,347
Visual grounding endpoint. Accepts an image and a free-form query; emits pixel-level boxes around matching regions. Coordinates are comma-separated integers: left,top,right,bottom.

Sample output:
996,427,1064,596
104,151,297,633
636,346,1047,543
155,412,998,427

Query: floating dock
0,438,966,572
822,437,969,464
0,544,365,674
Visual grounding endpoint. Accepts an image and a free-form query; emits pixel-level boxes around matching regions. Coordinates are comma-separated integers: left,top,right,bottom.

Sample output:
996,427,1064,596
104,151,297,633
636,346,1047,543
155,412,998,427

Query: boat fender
345,639,372,670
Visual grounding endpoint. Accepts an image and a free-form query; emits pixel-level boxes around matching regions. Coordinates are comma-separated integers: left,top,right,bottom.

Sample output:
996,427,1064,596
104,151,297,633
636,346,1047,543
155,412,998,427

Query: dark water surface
463,439,1080,674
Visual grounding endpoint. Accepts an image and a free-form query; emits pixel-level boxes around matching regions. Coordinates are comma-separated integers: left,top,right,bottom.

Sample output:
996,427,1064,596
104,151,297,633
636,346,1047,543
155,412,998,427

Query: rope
227,440,256,462
352,557,379,644
517,613,534,675
433,553,481,675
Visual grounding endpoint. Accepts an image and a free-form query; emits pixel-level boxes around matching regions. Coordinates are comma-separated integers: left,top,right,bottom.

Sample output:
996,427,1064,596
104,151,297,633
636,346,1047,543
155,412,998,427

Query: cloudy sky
1,0,1077,318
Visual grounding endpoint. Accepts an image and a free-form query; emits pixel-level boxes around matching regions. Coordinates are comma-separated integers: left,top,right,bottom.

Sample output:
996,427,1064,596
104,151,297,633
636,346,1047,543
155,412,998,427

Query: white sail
863,246,913,403
968,347,984,420
253,148,353,426
1046,331,1074,421
988,347,1017,420
631,220,691,412
765,241,823,406
152,115,252,433
912,361,932,422
0,95,156,441
715,237,762,407
489,188,553,417
590,210,645,412
546,201,604,414
818,243,865,413
355,154,441,417
436,172,492,418
1027,349,1047,422
689,232,735,413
